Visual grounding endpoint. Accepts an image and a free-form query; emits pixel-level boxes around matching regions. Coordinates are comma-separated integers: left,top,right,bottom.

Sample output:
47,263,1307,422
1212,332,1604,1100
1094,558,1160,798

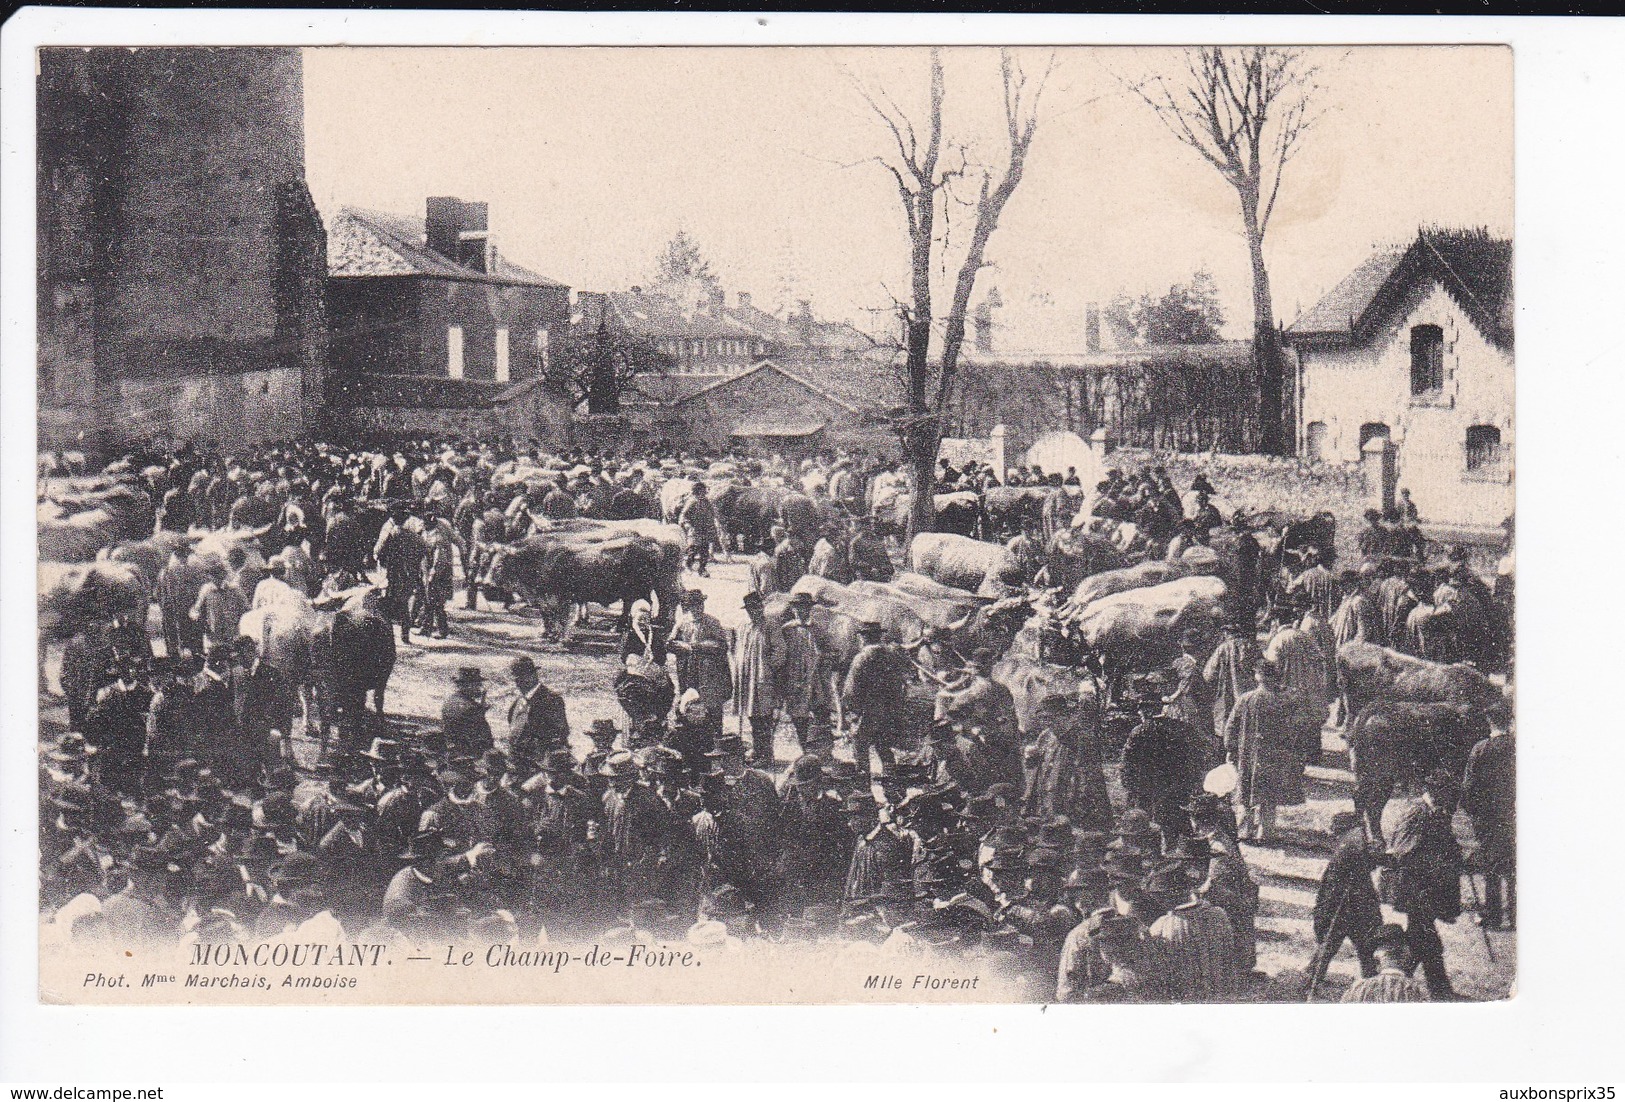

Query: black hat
452,666,485,687
705,734,748,759
402,829,449,862
540,747,578,775
855,620,885,637
1371,923,1410,954
1144,862,1194,896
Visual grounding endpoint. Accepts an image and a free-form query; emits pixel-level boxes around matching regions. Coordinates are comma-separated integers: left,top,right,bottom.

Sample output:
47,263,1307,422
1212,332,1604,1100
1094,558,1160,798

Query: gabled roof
671,359,865,415
327,207,568,289
1288,229,1513,350
595,290,767,342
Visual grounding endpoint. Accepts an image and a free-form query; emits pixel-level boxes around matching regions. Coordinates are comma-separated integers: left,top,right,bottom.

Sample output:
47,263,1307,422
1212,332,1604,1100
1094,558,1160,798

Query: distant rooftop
327,207,568,289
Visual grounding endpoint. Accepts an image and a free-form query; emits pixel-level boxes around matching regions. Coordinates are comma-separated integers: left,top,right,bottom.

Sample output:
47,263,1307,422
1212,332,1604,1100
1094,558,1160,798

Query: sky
303,45,1512,351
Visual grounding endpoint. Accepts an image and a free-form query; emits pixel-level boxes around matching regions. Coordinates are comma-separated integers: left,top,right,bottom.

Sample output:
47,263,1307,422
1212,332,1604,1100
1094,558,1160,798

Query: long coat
777,619,829,720
1021,701,1112,831
1202,635,1257,744
1149,899,1238,1002
1225,683,1308,807
732,617,785,719
672,610,733,714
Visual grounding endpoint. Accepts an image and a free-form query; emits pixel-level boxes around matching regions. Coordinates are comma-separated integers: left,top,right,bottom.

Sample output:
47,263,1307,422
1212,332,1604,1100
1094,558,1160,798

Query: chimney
709,285,725,314
738,292,752,312
973,302,994,355
425,196,462,261
1085,302,1102,353
792,299,814,340
457,200,490,273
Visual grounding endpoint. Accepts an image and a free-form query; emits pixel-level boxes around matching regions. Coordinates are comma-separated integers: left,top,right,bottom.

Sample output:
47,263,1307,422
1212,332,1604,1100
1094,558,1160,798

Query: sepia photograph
28,36,1517,1010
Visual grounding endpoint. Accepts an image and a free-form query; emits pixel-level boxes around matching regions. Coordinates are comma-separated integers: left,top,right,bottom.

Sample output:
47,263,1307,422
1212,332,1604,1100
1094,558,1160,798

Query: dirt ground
37,551,1514,1003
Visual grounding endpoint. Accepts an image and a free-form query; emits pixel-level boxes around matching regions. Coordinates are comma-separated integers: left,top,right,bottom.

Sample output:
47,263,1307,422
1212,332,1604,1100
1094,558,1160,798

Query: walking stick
1305,882,1352,1003
1464,868,1498,964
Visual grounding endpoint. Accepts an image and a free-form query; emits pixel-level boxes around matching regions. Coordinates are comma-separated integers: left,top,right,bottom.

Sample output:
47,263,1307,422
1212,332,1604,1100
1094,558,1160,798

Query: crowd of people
40,434,1514,1002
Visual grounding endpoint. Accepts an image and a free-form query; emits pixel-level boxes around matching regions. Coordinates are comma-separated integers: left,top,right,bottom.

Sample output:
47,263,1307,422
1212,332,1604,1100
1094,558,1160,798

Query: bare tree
1134,47,1324,455
857,48,1050,535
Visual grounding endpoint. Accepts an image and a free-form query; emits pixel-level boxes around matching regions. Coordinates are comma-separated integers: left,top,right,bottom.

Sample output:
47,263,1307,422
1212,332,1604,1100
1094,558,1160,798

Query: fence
945,344,1269,457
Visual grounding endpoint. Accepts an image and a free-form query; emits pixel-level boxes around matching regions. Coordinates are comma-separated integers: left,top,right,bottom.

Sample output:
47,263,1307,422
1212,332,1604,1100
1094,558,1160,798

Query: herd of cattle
39,452,1508,841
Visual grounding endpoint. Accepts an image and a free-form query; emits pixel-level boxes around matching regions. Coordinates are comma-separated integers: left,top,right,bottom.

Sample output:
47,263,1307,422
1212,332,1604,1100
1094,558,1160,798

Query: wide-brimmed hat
587,718,620,743
452,666,485,687
599,750,639,779
509,655,538,679
855,620,885,637
705,734,748,759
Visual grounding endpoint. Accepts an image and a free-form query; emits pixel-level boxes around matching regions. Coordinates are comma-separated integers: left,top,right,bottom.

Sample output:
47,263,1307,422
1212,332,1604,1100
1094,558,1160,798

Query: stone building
663,358,901,457
325,201,574,443
1286,229,1513,532
37,47,328,452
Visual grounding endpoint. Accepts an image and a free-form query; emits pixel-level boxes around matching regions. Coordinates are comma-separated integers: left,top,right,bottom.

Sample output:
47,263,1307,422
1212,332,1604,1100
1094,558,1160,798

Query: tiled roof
603,291,765,342
327,207,568,289
1288,230,1513,349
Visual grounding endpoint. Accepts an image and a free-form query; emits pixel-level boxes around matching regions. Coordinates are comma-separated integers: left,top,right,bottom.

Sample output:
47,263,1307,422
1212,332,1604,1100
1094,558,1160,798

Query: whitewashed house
1286,229,1513,534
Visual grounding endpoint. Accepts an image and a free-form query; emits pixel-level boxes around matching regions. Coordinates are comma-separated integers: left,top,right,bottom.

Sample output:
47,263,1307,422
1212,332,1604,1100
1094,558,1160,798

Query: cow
1061,575,1229,700
188,527,271,578
886,571,985,605
658,477,735,525
715,486,832,553
909,532,1008,593
487,531,681,642
321,503,391,581
1347,700,1486,843
240,588,323,755
99,531,192,587
992,613,1102,736
42,482,154,543
39,507,124,563
309,587,396,756
39,561,151,642
1335,641,1501,725
1061,560,1194,617
1040,527,1128,596
871,491,980,541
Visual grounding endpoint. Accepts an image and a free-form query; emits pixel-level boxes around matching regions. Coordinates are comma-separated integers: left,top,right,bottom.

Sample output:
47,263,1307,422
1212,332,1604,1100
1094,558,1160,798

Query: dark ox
1347,700,1486,844
487,532,681,639
715,486,832,553
309,587,396,755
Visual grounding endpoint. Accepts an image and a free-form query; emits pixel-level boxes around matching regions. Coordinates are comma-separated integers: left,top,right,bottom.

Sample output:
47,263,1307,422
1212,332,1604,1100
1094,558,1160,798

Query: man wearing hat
669,588,731,744
438,666,494,761
778,591,834,756
1224,659,1303,845
505,654,570,762
598,750,669,912
774,754,850,921
807,520,853,585
847,516,893,583
1386,768,1466,999
1147,860,1239,1002
842,620,911,776
1120,681,1204,844
731,592,785,767
675,481,720,575
1307,810,1385,991
84,656,152,797
1022,691,1112,833
771,524,807,594
697,734,781,909
1340,924,1430,1002
1463,702,1515,930
375,506,427,644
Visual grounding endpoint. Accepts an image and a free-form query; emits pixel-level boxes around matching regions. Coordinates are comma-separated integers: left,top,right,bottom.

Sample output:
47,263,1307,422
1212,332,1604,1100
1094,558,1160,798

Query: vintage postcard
31,39,1514,1007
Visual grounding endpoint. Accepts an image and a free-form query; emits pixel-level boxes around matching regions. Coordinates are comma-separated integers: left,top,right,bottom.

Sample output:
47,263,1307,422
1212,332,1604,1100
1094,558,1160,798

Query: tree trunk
1245,218,1286,456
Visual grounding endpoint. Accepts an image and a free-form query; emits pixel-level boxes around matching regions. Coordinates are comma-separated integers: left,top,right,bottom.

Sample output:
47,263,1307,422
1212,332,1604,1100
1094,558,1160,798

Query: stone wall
1110,446,1369,565
36,47,326,453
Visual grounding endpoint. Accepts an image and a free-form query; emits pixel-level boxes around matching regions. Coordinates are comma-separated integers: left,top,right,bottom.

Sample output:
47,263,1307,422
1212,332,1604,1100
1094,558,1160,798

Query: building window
1359,422,1390,449
1465,424,1508,481
535,328,549,373
1410,324,1444,396
447,326,464,379
1305,421,1329,464
495,328,510,383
